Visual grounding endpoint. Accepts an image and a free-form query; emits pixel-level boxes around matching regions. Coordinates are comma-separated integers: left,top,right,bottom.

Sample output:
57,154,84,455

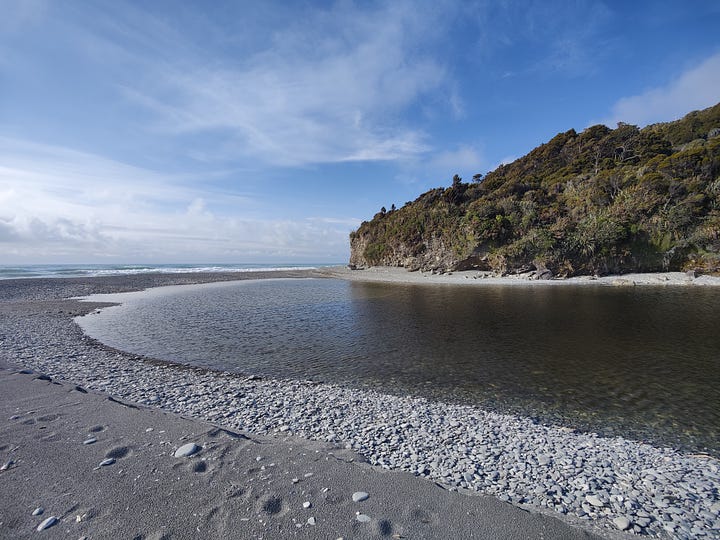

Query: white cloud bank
0,138,353,263
602,52,720,127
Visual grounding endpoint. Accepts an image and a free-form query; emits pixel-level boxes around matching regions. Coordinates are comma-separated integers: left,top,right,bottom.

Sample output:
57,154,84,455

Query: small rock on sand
356,513,371,523
1,459,14,471
303,501,312,509
36,516,58,531
174,443,200,458
32,507,44,516
83,437,97,445
99,458,115,467
352,491,369,502
307,516,316,525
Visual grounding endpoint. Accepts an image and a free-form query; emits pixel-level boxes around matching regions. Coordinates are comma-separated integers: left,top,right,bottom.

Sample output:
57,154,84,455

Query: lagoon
78,277,720,455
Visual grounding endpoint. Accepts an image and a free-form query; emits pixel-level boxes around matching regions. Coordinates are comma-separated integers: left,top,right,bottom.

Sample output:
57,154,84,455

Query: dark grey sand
1,270,716,538
0,368,602,539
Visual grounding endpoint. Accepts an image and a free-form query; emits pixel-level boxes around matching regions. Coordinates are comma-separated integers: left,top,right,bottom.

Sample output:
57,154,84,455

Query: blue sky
1,0,719,264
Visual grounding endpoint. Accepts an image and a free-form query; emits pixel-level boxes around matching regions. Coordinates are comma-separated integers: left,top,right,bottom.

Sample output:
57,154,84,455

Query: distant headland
350,103,720,278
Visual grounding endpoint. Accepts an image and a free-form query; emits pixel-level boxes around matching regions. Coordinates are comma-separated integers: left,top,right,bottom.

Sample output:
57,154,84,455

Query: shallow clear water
78,278,720,455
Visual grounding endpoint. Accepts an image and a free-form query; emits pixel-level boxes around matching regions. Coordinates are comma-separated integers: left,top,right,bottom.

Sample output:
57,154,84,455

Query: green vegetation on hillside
350,103,720,276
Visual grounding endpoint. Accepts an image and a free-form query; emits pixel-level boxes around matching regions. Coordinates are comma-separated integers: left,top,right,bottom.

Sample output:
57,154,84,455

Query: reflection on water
78,278,720,455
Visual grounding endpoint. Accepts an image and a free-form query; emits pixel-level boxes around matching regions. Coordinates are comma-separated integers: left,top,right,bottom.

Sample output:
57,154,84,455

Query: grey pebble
32,507,44,516
303,501,312,509
36,516,58,531
174,443,200,458
352,491,369,502
356,513,371,523
585,495,604,507
307,516,316,525
82,437,97,445
613,516,631,530
99,458,115,467
0,459,14,471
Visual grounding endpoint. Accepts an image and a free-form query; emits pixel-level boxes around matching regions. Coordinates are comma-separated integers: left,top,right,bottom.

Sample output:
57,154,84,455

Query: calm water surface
78,278,720,455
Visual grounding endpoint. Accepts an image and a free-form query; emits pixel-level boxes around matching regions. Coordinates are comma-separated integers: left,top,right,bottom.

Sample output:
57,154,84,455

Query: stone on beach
32,507,44,516
356,513,371,522
36,516,58,531
307,516,316,525
174,442,200,458
83,437,97,445
613,516,631,530
352,491,369,502
99,458,115,467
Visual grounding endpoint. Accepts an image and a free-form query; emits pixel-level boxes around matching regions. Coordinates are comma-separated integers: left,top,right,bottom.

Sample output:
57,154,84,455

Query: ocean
0,263,336,280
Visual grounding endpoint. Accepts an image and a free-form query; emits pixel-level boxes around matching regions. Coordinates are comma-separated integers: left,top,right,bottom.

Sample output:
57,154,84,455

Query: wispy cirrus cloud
601,52,720,127
94,1,450,167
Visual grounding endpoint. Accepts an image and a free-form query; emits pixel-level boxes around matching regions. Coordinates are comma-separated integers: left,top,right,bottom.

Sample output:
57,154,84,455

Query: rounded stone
613,516,631,531
174,443,200,458
36,516,58,531
352,491,369,502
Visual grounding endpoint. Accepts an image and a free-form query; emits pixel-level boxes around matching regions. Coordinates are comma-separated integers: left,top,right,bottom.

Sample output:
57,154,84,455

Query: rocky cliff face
349,103,720,276
349,233,465,272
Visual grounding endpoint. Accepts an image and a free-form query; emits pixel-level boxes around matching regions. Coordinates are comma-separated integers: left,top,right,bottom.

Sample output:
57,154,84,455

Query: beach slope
0,367,604,539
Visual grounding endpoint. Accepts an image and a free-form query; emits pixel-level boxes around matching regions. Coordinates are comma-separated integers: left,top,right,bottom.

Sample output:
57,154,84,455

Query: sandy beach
1,270,718,539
